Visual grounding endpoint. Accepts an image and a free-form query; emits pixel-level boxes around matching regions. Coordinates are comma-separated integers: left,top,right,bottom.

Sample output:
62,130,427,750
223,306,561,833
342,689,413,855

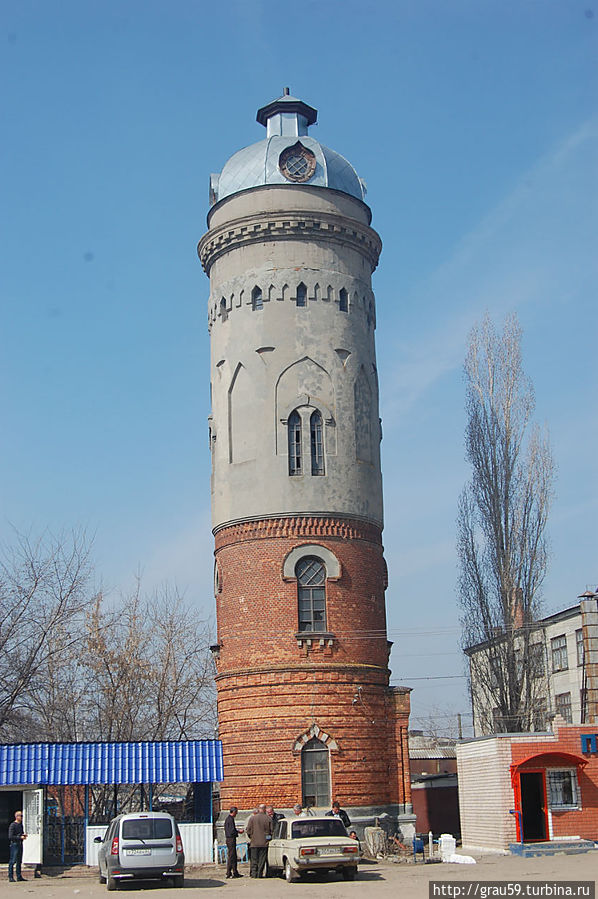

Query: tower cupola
209,90,366,206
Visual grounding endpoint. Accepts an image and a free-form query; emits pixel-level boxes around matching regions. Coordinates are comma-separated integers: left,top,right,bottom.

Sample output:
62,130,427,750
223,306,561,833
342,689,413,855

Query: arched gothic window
296,557,326,632
288,411,302,475
310,410,324,475
252,286,263,310
220,297,228,321
296,282,307,307
301,738,330,808
339,288,348,312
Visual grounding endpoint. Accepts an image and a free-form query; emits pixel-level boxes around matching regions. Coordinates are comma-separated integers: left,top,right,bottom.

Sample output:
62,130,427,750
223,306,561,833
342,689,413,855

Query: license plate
318,848,340,856
126,849,151,856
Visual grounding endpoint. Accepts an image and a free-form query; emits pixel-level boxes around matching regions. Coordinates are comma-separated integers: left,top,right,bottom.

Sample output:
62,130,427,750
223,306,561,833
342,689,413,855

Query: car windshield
122,818,173,840
291,820,347,838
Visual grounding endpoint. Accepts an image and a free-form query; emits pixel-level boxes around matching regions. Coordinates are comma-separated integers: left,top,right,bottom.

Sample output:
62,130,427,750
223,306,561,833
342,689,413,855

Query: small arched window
296,557,326,632
220,297,228,321
296,282,307,307
288,411,302,476
339,288,348,312
301,738,330,808
252,286,263,310
310,410,324,475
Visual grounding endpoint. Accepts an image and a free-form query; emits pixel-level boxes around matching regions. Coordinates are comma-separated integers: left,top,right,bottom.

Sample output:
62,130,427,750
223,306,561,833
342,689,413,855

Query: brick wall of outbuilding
458,723,598,850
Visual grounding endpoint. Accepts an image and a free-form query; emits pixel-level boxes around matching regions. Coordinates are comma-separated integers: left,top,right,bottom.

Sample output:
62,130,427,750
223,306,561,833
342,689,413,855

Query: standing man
224,806,243,879
266,805,284,829
326,801,351,828
245,803,271,878
8,811,27,882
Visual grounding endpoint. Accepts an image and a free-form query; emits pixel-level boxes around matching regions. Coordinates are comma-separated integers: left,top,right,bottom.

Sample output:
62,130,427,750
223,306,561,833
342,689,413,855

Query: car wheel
106,873,118,891
284,859,297,883
342,866,357,881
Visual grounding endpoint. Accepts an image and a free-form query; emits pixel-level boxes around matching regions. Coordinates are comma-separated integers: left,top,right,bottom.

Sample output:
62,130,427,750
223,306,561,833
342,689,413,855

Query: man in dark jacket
326,801,351,828
245,803,272,878
8,811,27,882
224,806,243,879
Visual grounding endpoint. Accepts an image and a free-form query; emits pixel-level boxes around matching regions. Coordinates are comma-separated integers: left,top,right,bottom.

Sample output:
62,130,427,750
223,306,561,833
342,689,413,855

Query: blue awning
0,741,223,786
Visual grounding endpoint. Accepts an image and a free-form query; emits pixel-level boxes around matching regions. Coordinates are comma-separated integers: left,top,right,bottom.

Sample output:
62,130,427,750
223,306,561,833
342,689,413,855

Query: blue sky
2,0,597,736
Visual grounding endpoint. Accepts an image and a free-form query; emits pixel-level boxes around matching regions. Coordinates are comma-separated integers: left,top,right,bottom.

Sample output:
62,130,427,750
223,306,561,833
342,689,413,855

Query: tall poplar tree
458,314,554,733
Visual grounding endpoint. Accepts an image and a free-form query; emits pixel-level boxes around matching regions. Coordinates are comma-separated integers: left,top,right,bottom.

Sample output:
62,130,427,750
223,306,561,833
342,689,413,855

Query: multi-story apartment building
466,594,598,736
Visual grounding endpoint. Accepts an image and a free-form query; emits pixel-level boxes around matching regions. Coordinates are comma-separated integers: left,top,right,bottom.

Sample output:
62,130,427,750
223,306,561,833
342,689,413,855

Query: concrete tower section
198,92,413,830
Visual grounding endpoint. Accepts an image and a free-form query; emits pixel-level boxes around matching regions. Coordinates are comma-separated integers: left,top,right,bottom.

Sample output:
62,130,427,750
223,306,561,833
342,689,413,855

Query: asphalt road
0,852,595,899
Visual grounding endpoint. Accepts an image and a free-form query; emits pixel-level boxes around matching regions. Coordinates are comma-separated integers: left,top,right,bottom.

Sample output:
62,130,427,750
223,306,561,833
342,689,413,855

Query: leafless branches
0,531,216,744
458,315,554,733
0,530,95,739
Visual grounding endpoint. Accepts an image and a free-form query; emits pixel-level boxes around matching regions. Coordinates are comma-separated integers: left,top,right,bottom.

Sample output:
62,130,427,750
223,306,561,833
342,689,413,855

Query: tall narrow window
310,410,324,475
288,411,302,475
296,282,307,307
301,738,330,808
339,287,348,312
576,629,584,667
296,557,326,632
551,635,568,672
555,692,572,723
252,286,263,310
220,297,228,321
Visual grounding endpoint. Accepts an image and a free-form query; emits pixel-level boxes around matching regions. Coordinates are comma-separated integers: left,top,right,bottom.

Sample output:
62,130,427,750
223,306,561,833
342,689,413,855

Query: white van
95,811,184,890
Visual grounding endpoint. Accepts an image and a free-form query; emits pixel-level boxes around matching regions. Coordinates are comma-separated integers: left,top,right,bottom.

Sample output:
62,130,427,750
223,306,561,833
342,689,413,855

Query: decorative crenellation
214,514,382,548
207,271,376,331
198,210,381,275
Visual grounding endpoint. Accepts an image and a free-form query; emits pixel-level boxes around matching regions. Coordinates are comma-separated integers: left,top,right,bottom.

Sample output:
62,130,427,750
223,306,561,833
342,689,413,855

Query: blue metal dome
210,90,366,205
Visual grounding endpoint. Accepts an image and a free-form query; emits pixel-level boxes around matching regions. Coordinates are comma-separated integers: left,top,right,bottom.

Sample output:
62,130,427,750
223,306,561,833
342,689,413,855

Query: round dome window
279,142,316,183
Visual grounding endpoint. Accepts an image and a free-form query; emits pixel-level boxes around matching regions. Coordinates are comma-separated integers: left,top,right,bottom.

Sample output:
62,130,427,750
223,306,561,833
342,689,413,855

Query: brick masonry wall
457,738,516,850
213,516,410,810
458,723,598,850
510,723,598,841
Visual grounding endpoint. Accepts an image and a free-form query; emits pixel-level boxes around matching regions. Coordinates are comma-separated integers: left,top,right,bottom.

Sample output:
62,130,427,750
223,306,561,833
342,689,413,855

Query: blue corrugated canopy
0,741,223,786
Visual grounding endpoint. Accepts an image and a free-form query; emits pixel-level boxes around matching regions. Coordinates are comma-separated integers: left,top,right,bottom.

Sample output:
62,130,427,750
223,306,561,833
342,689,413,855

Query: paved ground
0,852,595,898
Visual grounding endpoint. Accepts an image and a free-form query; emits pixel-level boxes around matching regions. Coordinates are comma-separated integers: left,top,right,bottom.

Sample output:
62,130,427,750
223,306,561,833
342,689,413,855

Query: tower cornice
213,514,383,546
198,206,382,275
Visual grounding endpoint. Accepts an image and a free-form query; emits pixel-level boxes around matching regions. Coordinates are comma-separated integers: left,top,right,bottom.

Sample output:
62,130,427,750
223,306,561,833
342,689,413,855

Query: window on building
532,698,547,732
288,411,302,475
339,288,348,312
530,643,545,677
301,738,330,808
310,410,324,475
220,297,228,321
555,692,573,723
296,282,307,307
547,769,579,809
296,557,326,633
576,629,584,667
252,286,263,310
551,634,568,672
489,655,501,692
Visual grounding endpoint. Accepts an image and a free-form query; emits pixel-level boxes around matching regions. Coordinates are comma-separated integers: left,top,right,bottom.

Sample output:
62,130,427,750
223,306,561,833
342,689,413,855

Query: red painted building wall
511,724,598,841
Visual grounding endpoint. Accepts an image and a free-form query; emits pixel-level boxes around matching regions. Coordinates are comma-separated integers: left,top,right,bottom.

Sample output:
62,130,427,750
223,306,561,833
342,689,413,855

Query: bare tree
27,582,217,745
0,530,96,740
458,314,554,733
